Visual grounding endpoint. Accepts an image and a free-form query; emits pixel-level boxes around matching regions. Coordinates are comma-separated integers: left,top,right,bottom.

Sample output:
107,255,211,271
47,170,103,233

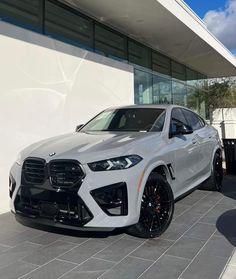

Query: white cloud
203,0,236,52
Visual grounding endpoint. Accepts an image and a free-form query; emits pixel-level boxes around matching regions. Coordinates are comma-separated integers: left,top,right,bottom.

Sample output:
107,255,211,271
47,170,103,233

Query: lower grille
23,158,46,184
14,186,93,227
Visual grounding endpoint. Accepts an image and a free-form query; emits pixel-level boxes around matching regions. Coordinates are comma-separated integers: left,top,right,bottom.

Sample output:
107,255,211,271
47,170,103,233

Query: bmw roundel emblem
49,152,56,157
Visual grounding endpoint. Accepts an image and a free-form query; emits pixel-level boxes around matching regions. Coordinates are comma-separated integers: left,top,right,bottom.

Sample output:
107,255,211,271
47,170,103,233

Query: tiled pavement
0,175,235,279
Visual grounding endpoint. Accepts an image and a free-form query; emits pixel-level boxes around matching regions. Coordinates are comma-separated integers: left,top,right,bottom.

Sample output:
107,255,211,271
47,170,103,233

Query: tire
126,173,174,238
200,152,223,191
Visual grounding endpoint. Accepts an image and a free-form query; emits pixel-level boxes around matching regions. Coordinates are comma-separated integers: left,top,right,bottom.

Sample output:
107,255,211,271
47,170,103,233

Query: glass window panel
134,69,153,104
172,81,187,106
171,61,186,81
0,0,40,30
128,41,151,68
152,52,171,76
186,68,198,87
182,109,203,130
198,73,208,90
187,86,199,113
95,24,126,60
45,0,93,49
153,75,172,104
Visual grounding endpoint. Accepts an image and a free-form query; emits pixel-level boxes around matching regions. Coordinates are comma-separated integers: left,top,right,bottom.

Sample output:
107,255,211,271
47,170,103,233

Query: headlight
88,155,143,171
16,152,22,166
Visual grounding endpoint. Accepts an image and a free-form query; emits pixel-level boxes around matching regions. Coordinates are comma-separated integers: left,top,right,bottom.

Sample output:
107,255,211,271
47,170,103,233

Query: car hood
21,131,160,164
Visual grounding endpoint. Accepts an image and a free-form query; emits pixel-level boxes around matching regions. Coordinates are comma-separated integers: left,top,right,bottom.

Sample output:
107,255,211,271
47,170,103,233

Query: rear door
168,108,201,195
182,109,213,177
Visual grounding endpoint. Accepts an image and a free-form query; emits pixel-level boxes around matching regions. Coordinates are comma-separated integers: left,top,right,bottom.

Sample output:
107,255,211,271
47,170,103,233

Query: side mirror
170,123,193,137
75,124,84,132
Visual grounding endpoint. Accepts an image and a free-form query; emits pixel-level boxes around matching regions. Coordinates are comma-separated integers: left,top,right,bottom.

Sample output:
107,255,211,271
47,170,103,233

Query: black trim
91,182,128,216
167,163,175,180
14,185,93,227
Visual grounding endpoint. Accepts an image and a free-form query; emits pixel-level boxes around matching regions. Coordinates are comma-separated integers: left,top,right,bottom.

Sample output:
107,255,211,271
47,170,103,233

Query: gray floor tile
59,235,90,244
173,211,203,226
199,236,234,259
0,260,37,279
20,259,76,279
60,258,115,279
166,236,206,259
139,255,190,279
200,191,223,206
181,235,234,279
23,240,76,265
30,232,62,245
200,204,236,224
122,234,146,243
94,238,142,262
131,238,174,260
161,222,190,241
181,251,228,279
0,242,41,268
59,239,110,264
184,223,216,240
177,191,209,206
0,229,43,246
173,203,191,220
100,256,152,279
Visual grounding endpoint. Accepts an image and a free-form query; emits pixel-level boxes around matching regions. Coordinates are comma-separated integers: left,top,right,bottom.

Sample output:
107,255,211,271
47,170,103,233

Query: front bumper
10,159,145,230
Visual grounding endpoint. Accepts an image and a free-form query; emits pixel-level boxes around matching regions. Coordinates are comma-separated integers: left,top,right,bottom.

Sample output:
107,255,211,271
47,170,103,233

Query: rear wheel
200,152,223,191
127,173,174,238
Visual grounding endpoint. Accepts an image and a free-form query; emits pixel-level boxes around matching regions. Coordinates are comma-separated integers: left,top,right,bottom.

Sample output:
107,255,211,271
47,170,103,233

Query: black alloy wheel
213,153,223,191
200,152,223,191
127,173,174,238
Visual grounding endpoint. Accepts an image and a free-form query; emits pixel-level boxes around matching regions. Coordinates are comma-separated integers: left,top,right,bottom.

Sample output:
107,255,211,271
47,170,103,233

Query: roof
61,0,236,78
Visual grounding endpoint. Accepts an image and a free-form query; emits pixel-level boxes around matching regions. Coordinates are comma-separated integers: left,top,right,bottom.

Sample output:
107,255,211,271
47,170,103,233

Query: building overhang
62,0,236,78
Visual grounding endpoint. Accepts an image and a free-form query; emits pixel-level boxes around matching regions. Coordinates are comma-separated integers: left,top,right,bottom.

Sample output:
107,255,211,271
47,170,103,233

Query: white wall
212,108,236,139
0,21,134,213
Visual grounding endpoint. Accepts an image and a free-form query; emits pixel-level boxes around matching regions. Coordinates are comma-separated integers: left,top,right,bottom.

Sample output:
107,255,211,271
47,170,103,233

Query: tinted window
152,52,171,76
182,109,204,131
45,0,93,49
81,108,165,132
171,61,186,81
170,108,189,135
0,0,41,30
128,41,151,68
95,25,127,60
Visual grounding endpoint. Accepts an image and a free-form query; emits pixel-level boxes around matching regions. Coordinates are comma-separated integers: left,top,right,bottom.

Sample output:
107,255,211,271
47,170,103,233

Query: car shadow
216,174,236,247
15,216,124,239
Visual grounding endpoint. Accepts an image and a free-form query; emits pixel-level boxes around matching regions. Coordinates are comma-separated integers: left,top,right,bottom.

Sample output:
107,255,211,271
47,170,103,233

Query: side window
170,108,189,134
150,112,166,132
182,109,204,131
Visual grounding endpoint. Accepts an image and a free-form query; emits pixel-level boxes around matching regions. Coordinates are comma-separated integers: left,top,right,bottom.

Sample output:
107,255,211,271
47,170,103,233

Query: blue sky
184,0,236,54
185,0,227,18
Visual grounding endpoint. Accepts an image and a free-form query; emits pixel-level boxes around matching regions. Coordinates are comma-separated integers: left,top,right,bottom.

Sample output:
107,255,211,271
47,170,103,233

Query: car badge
49,152,56,157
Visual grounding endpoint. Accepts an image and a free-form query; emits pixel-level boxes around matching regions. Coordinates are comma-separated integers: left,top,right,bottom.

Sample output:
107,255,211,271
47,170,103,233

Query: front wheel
127,173,174,238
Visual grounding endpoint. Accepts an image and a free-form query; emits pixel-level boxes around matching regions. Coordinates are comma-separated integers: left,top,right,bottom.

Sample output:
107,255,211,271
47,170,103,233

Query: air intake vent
23,158,46,184
49,160,84,188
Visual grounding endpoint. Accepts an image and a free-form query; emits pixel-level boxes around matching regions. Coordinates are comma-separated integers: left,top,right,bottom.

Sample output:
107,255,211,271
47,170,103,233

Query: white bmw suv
9,105,223,238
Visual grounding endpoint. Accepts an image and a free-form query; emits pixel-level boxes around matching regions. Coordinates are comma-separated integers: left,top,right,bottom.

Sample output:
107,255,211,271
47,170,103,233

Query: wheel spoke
140,177,173,234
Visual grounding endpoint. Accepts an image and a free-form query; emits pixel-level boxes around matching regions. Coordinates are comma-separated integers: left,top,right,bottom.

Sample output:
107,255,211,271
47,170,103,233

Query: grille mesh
23,158,46,184
49,160,84,187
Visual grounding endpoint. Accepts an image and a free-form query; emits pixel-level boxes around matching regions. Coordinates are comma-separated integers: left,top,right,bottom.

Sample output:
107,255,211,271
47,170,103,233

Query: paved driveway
0,175,235,279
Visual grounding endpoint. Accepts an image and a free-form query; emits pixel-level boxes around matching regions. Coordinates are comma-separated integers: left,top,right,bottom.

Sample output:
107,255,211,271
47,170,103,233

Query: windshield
80,108,165,132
